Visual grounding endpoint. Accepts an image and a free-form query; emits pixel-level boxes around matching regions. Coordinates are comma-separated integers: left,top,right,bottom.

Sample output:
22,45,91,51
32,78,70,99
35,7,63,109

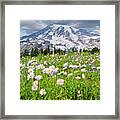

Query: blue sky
20,20,100,37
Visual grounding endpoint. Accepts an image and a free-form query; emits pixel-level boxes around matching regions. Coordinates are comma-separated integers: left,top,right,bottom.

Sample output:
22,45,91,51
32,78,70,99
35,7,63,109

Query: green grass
20,51,100,100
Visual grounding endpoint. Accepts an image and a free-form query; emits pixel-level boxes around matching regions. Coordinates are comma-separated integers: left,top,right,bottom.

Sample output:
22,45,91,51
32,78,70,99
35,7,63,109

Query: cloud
20,20,47,36
20,20,100,37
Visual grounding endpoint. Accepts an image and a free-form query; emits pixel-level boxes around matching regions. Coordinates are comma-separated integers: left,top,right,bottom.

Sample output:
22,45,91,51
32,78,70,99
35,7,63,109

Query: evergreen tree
58,48,61,55
47,45,50,54
91,47,99,54
31,48,34,57
43,48,47,55
40,48,43,54
54,46,56,54
34,47,39,56
23,49,29,56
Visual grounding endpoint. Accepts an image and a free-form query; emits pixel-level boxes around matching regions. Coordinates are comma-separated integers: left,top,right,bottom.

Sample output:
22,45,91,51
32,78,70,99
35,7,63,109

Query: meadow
20,51,100,100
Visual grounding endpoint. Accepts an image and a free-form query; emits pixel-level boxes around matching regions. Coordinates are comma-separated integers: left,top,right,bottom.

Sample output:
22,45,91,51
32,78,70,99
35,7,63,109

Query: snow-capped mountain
20,24,100,52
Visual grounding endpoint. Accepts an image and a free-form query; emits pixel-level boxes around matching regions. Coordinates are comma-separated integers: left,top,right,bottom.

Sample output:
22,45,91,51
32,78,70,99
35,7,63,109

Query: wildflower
28,68,34,74
20,63,25,69
35,75,42,81
97,66,100,70
57,71,67,76
81,68,86,72
43,65,58,76
49,65,55,69
67,73,73,77
81,64,86,68
57,79,64,86
57,72,61,76
52,54,54,57
20,63,23,68
32,80,38,91
27,60,37,66
40,89,46,96
75,76,81,80
88,70,93,73
89,63,92,67
49,66,58,75
31,61,37,66
33,80,38,87
43,68,50,74
69,65,79,69
63,72,67,76
63,67,68,70
44,61,47,65
91,60,95,64
28,72,34,80
36,64,45,70
77,90,81,97
75,58,78,62
63,62,68,68
82,73,85,79
28,65,34,69
79,63,81,67
32,85,38,91
92,67,97,71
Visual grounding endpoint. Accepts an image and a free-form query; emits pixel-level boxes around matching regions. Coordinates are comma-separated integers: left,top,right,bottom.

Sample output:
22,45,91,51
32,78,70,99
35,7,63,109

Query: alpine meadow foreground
20,51,100,100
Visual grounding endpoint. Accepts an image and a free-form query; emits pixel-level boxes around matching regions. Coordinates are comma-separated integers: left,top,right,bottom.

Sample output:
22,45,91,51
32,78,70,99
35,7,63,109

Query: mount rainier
20,24,100,52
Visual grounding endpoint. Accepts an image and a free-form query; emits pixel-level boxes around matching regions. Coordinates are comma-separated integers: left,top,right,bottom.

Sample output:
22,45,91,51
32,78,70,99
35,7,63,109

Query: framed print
0,0,119,119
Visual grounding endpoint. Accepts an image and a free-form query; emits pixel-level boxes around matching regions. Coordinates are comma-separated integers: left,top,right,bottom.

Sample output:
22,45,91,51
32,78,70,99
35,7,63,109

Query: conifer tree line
21,45,99,57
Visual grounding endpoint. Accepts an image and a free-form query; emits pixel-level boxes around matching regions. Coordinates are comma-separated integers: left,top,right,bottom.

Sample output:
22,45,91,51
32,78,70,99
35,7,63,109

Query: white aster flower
63,72,67,76
57,73,61,76
28,72,34,80
52,54,55,57
81,68,86,72
31,61,37,66
28,65,34,69
81,64,86,68
49,65,55,69
43,68,50,74
77,90,81,97
75,58,78,62
36,64,45,70
78,90,80,94
67,73,73,77
20,63,25,70
32,85,38,91
63,67,68,70
33,80,38,86
20,63,23,68
50,68,58,75
97,67,100,70
63,62,68,68
27,60,37,66
57,79,64,86
40,89,46,96
92,66,97,70
58,71,67,76
35,75,42,81
28,68,34,73
69,65,79,69
43,61,48,65
43,66,58,76
75,76,81,80
82,73,85,79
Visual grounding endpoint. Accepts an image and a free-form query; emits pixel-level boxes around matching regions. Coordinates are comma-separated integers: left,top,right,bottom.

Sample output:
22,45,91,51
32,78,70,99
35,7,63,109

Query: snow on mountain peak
20,24,100,51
